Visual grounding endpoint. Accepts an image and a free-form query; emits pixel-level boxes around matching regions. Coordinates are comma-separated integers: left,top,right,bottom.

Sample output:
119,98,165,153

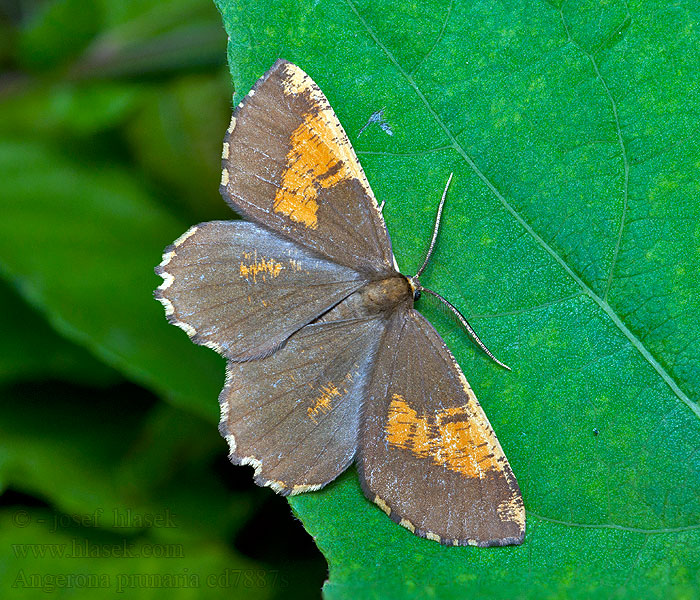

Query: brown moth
155,59,525,547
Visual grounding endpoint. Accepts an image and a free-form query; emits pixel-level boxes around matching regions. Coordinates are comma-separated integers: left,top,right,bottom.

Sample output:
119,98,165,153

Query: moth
155,59,525,547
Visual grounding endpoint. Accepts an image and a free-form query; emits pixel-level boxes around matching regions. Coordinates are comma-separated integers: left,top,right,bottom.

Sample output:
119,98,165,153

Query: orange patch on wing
308,383,342,424
273,110,354,229
239,252,284,283
385,394,499,478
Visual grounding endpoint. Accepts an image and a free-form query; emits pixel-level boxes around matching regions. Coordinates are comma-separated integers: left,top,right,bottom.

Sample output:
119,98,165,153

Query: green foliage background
0,0,325,598
2,0,699,598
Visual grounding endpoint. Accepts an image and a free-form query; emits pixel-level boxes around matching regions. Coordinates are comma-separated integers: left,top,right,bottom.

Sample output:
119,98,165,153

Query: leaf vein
529,512,700,534
345,0,699,420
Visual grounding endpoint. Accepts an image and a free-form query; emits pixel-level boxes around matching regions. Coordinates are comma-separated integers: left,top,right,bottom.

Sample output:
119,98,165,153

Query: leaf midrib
530,512,700,534
344,0,699,420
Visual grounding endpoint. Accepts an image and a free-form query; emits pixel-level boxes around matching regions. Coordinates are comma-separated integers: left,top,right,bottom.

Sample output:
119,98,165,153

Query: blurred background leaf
1,0,698,598
0,0,326,597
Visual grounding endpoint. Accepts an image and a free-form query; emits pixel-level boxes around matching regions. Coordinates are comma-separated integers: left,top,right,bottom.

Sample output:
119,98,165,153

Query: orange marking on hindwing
239,251,283,283
385,394,498,478
308,383,342,424
273,110,354,229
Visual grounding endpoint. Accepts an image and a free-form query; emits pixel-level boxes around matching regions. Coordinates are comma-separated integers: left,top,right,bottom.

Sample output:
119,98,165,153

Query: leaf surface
212,0,700,596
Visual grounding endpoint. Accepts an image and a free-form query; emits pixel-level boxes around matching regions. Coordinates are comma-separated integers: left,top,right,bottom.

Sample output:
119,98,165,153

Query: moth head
408,275,422,302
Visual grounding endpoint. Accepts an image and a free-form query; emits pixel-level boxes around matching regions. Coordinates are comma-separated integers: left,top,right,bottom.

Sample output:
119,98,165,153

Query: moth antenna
415,172,453,278
419,287,512,371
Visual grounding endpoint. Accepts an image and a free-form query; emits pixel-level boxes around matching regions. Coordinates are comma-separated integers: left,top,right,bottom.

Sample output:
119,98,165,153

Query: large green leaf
210,0,700,597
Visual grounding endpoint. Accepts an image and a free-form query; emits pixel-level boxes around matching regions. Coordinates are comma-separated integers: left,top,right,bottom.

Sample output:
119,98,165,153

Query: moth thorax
360,276,413,313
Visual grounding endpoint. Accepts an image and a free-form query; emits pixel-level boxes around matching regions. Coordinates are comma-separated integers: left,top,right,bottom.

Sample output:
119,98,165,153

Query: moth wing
219,306,386,493
358,308,525,547
155,220,367,361
221,59,395,275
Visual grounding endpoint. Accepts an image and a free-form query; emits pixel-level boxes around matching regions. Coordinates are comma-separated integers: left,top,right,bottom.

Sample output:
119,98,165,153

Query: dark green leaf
0,382,320,597
72,0,226,78
124,72,234,221
0,280,119,386
0,382,251,540
0,139,223,422
16,0,101,71
0,81,140,137
0,508,278,599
